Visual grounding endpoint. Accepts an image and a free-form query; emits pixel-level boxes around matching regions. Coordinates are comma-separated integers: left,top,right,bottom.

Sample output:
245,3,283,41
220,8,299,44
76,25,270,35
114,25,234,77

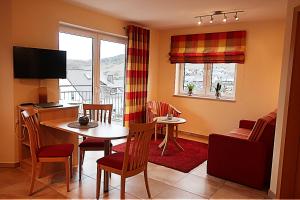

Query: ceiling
66,0,287,29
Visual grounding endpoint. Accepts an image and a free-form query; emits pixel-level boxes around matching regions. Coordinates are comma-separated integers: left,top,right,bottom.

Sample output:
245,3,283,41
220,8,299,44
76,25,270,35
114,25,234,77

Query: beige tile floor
0,134,269,199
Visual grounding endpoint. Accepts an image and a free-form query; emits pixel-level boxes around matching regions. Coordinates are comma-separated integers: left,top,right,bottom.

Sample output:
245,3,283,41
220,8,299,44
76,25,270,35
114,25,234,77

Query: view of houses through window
178,63,237,98
59,28,126,123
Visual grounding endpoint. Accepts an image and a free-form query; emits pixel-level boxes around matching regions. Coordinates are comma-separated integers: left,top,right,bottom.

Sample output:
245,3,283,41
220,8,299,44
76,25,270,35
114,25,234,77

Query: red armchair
207,112,276,189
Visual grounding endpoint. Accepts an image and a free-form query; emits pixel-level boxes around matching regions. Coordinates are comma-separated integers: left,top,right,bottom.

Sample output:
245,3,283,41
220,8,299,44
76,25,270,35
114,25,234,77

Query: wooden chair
96,121,156,199
21,108,73,195
79,104,113,181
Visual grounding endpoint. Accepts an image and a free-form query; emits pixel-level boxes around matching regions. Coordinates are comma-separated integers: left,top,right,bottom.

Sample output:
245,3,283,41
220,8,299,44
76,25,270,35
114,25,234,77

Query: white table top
154,117,186,124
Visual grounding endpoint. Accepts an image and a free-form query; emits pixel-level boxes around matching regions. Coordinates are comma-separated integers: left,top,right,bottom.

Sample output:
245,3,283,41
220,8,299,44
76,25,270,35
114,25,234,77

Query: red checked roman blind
169,31,246,64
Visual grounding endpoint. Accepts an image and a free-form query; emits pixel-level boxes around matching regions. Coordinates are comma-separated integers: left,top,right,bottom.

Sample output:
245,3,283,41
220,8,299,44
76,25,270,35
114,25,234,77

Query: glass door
99,40,126,124
59,32,94,106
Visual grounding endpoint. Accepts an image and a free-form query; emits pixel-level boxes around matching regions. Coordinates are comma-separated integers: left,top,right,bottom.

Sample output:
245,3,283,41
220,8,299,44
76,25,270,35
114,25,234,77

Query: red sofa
207,112,276,189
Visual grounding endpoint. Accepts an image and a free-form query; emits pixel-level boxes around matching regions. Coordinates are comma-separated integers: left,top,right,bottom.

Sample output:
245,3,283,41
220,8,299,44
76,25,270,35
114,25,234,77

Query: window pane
59,32,93,105
99,40,126,124
210,63,236,96
183,63,204,93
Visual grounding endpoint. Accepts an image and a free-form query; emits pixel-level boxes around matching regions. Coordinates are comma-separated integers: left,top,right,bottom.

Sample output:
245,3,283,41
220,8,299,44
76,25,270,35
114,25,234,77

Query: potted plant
187,83,195,96
215,82,222,98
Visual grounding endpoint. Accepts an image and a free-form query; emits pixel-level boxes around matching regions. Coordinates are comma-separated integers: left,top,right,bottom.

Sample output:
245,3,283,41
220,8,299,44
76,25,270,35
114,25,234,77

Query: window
176,63,237,99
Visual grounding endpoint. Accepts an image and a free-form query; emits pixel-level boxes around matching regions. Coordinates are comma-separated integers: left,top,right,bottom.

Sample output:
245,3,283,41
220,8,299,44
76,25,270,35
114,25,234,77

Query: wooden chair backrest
21,108,41,164
122,121,156,173
83,104,113,123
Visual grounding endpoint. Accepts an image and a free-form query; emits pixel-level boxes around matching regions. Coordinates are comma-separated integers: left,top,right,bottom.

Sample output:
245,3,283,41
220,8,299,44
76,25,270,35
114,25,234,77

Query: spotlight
210,15,213,24
198,17,202,25
223,14,227,23
234,12,239,21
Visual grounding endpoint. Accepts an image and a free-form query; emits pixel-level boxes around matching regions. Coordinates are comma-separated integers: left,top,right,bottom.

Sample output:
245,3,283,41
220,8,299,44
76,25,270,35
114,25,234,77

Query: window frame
175,63,237,100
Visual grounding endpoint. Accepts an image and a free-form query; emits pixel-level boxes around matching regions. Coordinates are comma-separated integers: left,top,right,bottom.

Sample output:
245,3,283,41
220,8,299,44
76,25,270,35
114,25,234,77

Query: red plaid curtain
124,25,150,126
169,31,246,64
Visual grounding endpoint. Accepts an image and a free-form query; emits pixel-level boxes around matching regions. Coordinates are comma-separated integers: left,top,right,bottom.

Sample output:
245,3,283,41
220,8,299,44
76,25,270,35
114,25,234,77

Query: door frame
273,4,300,199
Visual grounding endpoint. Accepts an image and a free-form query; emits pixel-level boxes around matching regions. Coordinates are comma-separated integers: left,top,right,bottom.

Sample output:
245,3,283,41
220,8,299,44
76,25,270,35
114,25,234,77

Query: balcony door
99,39,126,123
59,26,127,123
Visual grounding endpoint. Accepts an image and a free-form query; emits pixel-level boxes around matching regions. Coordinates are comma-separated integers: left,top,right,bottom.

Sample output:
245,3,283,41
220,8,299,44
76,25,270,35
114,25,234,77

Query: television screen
13,46,67,79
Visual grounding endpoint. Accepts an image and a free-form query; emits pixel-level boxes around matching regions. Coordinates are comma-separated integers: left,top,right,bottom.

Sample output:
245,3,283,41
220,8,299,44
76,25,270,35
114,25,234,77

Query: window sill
173,94,236,102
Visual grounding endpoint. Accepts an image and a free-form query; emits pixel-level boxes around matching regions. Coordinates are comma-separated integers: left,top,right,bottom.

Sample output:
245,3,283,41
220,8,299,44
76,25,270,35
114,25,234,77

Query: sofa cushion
248,111,277,141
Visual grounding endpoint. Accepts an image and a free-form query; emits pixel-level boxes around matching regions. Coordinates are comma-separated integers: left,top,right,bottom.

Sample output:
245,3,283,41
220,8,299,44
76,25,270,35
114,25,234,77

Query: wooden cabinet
18,104,79,169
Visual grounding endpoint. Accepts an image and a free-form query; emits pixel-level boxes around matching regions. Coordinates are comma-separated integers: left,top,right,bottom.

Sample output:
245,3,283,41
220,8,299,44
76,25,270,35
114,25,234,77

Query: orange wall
156,20,285,135
0,0,159,163
0,0,17,164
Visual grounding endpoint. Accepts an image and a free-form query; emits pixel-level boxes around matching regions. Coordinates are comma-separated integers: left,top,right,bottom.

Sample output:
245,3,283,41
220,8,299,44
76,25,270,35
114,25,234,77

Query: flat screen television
13,46,67,79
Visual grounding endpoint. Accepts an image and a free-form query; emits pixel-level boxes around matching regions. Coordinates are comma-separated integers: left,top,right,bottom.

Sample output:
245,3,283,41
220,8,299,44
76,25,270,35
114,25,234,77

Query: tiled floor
0,134,269,199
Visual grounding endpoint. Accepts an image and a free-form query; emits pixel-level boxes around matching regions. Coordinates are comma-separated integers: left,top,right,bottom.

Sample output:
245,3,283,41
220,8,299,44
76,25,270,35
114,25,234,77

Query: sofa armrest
239,120,256,129
207,134,269,189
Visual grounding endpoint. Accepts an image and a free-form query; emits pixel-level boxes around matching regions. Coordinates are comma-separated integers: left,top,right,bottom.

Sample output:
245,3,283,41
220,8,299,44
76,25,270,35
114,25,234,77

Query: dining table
40,117,129,192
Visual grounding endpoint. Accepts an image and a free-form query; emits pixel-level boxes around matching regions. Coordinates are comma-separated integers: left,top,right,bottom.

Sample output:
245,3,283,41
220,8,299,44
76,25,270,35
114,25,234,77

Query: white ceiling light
209,15,214,24
234,12,239,21
197,17,203,25
223,14,227,23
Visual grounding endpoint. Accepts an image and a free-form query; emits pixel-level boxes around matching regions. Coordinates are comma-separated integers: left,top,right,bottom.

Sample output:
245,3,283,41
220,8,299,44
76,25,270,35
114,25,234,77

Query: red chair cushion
79,138,111,148
37,144,74,158
97,152,124,170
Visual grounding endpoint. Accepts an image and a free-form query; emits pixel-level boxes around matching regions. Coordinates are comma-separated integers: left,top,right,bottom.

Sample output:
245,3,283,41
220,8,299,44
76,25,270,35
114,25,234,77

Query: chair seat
79,137,112,148
97,152,124,170
37,144,74,158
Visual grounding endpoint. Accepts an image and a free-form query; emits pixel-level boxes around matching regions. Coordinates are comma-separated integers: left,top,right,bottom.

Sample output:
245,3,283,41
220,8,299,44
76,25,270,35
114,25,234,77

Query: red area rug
112,138,208,173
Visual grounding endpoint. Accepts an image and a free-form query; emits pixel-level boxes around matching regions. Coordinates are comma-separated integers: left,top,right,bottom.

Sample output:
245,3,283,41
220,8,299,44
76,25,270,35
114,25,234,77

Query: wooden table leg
160,125,169,156
169,124,184,151
103,140,110,192
159,124,184,156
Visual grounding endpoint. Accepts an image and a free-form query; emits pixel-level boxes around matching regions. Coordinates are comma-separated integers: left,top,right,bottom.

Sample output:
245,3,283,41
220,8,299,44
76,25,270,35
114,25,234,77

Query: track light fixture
195,10,244,25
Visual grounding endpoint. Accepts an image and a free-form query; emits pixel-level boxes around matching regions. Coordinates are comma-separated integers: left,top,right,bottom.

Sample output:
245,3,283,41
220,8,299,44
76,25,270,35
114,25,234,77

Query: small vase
188,90,193,96
79,116,89,125
215,92,221,99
